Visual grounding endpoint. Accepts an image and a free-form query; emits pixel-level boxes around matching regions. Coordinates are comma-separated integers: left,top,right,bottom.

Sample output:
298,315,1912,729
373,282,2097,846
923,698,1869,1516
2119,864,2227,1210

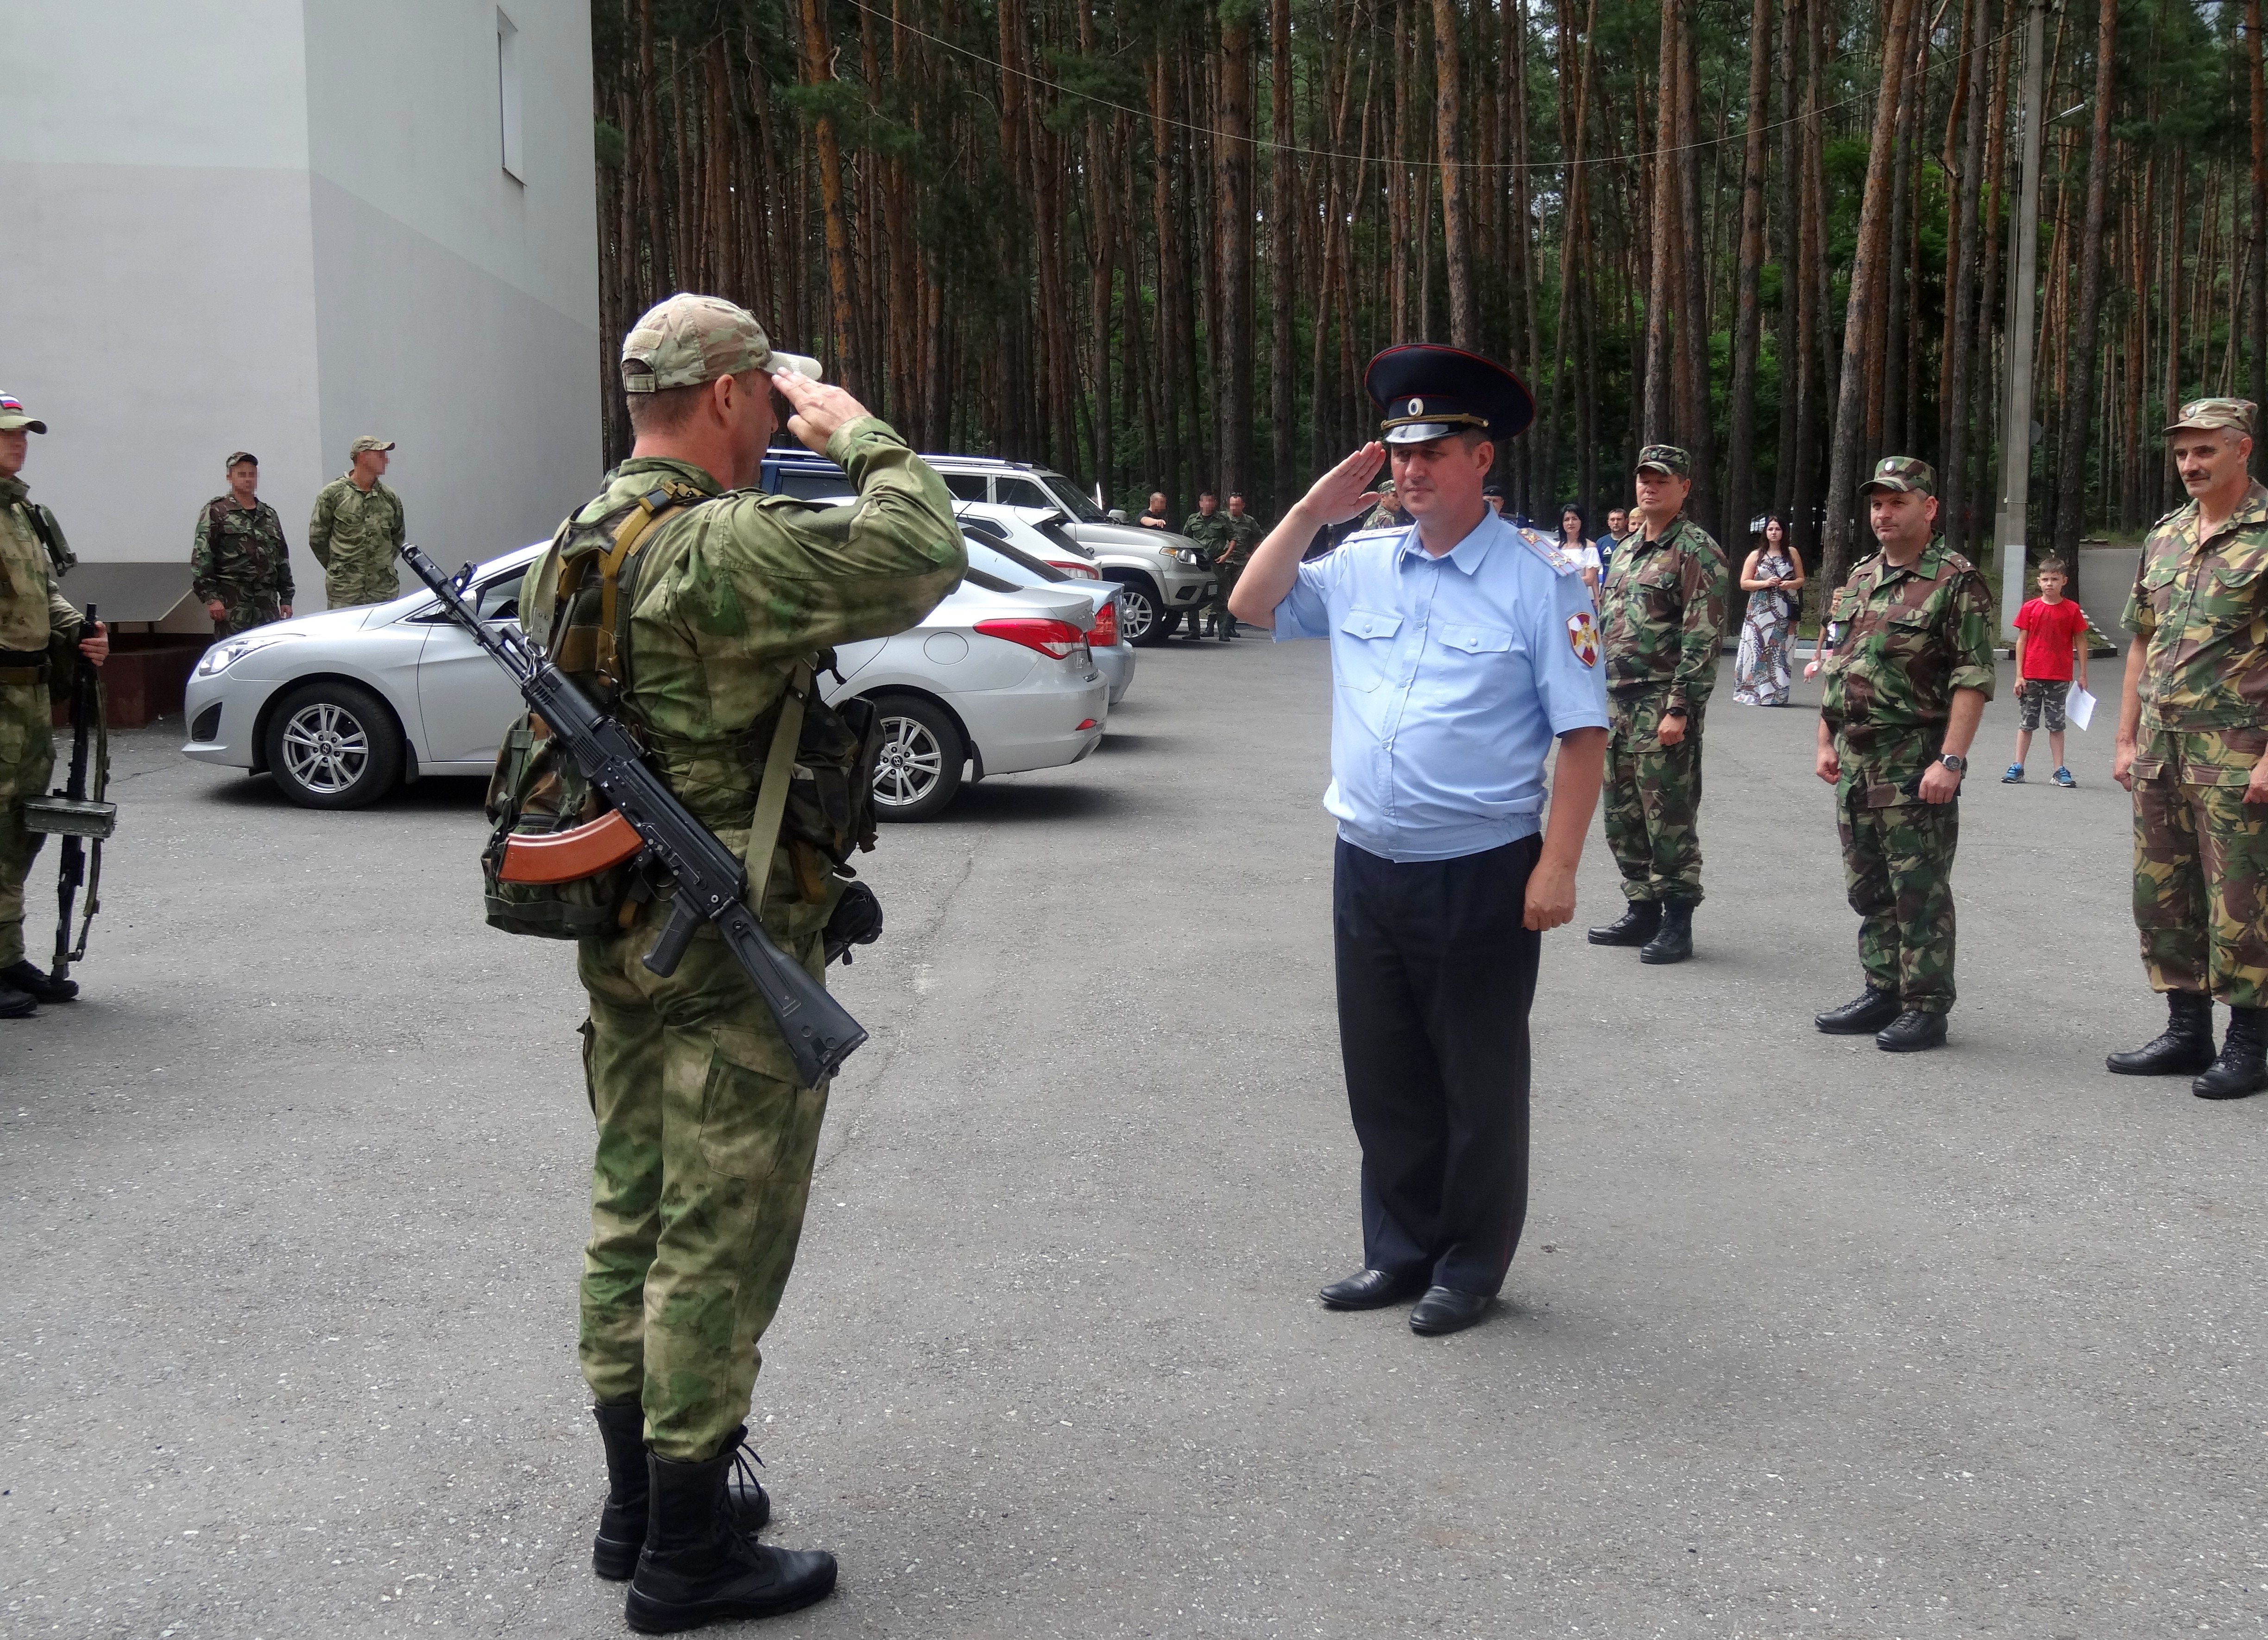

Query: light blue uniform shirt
1271,510,1610,863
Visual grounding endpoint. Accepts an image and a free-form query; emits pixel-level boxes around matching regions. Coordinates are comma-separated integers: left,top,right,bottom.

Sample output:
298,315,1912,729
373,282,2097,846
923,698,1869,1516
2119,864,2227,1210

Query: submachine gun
25,603,117,982
397,545,867,1088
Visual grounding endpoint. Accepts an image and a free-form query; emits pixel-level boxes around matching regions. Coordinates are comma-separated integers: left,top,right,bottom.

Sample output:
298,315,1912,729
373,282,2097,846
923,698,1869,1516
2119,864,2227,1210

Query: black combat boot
594,1404,770,1581
0,977,34,1019
2106,991,2216,1076
1875,1010,1948,1052
0,960,76,1004
624,1433,835,1634
1586,901,1661,947
1638,899,1695,965
1815,986,1900,1035
2193,1005,2268,1100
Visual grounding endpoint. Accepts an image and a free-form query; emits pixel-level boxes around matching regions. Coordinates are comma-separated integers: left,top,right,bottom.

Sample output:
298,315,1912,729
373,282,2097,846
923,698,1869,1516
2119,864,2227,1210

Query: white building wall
0,0,599,608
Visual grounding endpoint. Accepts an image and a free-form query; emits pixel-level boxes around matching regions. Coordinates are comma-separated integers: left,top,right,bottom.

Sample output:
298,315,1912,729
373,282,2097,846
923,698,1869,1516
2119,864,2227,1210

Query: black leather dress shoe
1876,1010,1948,1052
1815,986,1899,1035
1318,1269,1427,1310
1586,903,1661,947
1408,1287,1492,1336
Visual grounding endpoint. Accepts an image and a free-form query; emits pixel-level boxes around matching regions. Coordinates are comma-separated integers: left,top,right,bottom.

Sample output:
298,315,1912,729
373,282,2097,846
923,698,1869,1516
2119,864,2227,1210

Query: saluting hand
1298,441,1389,526
773,369,872,455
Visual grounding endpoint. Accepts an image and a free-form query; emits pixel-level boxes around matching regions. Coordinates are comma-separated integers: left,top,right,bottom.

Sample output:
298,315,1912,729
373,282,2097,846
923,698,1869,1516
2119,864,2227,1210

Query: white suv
922,457,1212,647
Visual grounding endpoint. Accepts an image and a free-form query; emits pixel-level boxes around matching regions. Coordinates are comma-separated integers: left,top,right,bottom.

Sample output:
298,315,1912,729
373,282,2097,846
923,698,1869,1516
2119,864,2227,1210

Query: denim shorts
2019,677,2069,733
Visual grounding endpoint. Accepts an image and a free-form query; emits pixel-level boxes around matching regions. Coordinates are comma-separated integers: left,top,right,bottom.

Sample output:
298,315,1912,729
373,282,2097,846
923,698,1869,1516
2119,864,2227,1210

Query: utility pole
1993,0,2050,641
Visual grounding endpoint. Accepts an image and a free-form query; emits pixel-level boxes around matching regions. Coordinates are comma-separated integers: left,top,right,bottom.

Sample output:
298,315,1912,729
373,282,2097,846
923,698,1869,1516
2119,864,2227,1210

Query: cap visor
0,416,47,434
769,352,825,382
1858,479,1915,496
2162,420,2229,435
1635,462,1678,477
1382,421,1468,445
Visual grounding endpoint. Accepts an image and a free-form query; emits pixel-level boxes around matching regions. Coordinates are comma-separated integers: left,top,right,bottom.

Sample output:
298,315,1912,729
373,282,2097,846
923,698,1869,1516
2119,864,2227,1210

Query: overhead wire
835,0,2023,176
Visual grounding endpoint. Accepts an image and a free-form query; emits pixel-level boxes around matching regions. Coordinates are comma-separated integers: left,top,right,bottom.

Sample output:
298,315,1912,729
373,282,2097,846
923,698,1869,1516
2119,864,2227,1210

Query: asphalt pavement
5,634,2265,1640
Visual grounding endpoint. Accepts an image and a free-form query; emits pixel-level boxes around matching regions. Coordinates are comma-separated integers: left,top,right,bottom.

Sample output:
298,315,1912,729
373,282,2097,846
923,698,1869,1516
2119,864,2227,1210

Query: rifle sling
742,661,813,907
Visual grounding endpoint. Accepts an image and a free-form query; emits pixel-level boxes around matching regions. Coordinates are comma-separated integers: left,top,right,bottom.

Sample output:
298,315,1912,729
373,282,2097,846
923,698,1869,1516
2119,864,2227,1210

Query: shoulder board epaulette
1937,548,1977,576
1513,527,1577,575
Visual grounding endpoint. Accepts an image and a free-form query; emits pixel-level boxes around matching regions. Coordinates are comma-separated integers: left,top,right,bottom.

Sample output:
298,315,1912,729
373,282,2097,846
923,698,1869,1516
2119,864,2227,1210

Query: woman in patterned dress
1732,514,1803,706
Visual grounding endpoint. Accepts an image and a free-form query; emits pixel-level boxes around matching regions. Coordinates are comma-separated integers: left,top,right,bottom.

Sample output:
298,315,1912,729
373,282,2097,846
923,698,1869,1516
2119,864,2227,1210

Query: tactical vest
483,481,883,942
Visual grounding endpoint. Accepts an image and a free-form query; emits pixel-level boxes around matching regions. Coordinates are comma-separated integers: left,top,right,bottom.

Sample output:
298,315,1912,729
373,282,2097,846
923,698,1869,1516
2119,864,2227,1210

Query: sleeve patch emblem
1568,610,1599,667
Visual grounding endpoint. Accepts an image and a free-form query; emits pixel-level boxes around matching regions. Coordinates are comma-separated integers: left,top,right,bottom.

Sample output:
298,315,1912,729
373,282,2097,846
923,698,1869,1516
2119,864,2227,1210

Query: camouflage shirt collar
0,474,24,508
1637,512,1688,548
610,456,724,497
1871,536,1947,585
2176,479,2268,548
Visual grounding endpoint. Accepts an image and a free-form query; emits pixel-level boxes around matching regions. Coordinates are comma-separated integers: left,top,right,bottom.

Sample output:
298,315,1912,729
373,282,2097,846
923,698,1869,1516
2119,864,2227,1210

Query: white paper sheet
2066,684,2097,732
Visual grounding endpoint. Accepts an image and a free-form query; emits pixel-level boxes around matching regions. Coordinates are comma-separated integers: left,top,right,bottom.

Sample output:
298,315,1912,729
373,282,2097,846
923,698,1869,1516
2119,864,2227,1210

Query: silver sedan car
181,542,1107,821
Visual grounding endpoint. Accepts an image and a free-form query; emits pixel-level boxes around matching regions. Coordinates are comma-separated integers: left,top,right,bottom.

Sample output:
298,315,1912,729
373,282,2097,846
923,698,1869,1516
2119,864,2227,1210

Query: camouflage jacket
192,496,294,603
1182,511,1231,560
1820,538,1997,793
1358,503,1405,533
1596,514,1728,710
309,474,404,581
523,421,964,836
1215,513,1264,570
2123,480,2268,786
0,475,83,657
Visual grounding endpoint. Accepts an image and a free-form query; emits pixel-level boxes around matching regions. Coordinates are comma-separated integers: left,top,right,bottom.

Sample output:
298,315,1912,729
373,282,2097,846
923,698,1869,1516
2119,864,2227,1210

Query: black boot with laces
2106,991,2216,1076
2193,1005,2268,1100
625,1428,834,1634
592,1405,769,1582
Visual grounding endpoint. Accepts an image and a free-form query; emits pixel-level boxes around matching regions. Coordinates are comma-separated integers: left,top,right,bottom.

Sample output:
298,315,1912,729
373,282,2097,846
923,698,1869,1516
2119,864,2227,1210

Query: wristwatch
1939,754,1967,774
1663,706,1689,720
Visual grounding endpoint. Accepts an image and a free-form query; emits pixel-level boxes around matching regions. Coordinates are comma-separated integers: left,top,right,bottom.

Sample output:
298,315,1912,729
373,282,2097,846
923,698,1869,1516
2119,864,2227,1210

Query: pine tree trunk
1216,14,1256,497
2050,0,2119,593
1819,0,1919,594
1431,0,1478,347
797,0,857,388
1773,0,1802,518
1642,3,1678,444
1725,0,1773,559
1270,0,1298,508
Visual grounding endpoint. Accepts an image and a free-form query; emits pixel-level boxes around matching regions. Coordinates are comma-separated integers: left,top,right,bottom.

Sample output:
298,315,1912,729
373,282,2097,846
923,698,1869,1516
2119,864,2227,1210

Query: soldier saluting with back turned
532,295,963,1634
0,392,107,1018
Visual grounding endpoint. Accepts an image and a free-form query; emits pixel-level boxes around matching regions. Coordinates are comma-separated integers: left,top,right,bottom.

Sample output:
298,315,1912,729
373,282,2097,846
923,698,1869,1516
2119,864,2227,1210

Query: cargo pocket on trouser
697,1023,806,1182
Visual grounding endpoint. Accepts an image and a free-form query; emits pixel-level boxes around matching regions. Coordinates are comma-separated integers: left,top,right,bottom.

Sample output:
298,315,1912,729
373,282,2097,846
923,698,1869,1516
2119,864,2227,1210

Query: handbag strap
742,660,813,899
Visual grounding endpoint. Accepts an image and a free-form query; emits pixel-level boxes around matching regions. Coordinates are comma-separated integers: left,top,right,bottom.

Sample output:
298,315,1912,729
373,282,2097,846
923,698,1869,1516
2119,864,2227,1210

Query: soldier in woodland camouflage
1585,445,1727,965
1206,493,1263,641
192,452,294,635
308,435,405,608
1358,478,1404,532
1812,457,1996,1055
2110,398,2268,1099
0,394,107,1019
1181,492,1231,636
545,295,962,1629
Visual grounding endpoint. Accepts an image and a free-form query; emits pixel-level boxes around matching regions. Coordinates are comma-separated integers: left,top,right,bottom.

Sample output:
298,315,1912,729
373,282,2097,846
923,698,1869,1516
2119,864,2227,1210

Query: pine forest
590,0,2268,594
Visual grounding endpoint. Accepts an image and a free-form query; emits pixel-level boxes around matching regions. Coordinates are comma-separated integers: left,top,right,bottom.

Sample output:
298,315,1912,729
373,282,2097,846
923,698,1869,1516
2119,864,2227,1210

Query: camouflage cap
1635,444,1690,477
350,435,395,456
0,393,48,434
2164,397,2257,438
226,450,258,468
1377,478,1396,495
620,292,823,394
1859,455,1936,496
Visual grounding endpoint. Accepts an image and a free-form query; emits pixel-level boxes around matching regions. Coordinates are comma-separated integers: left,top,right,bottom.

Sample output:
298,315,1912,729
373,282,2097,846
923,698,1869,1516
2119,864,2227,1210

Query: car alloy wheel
1117,582,1164,646
868,694,964,821
282,701,371,796
262,679,404,809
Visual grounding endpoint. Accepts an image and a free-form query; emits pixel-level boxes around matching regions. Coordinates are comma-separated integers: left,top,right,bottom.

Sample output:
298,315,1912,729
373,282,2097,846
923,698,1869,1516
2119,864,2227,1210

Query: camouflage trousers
323,553,401,610
1837,786,1959,1013
0,680,55,968
211,593,282,638
1210,564,1243,635
2131,773,2268,1009
1603,691,1705,904
575,893,832,1463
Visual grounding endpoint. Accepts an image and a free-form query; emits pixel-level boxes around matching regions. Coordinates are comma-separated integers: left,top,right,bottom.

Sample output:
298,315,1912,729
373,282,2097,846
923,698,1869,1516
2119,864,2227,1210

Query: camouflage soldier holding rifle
2109,398,2268,1100
0,393,107,1019
541,295,963,1631
1812,458,1995,1054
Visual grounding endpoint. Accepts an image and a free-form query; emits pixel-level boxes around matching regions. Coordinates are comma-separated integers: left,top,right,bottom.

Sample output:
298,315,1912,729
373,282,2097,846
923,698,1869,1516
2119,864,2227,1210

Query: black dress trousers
1333,833,1542,1296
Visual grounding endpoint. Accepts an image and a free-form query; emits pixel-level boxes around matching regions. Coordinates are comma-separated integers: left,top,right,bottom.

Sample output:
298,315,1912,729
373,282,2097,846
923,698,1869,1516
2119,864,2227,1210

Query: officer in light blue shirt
1229,344,1610,1338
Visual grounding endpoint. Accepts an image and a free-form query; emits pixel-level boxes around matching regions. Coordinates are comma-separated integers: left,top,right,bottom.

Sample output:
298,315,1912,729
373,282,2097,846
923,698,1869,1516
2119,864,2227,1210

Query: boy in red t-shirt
2002,556,2090,786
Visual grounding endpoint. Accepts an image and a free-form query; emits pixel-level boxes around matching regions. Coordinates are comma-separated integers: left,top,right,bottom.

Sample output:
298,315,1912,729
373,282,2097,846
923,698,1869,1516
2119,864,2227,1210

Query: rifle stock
400,545,866,1087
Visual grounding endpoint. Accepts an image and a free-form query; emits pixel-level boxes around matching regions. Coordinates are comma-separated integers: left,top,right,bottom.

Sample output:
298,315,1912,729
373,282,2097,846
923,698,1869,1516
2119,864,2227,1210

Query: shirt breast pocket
1880,605,1934,655
2210,554,2267,631
1335,607,1403,693
1436,622,1515,659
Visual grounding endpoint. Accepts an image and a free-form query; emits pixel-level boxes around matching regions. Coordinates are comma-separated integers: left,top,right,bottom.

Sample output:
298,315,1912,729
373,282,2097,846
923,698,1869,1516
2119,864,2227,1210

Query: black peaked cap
1364,345,1536,443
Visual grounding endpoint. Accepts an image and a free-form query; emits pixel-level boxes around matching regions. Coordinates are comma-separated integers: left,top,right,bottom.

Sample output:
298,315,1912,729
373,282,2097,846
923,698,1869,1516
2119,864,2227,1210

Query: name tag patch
1568,610,1599,667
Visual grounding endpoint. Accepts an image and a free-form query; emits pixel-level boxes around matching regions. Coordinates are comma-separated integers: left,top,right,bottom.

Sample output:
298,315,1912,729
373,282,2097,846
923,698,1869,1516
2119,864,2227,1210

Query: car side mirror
1107,509,1128,523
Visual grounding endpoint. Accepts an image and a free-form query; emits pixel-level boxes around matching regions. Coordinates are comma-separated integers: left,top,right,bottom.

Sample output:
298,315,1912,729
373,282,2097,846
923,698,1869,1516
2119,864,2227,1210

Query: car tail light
1050,560,1100,579
1089,601,1119,647
974,617,1087,660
